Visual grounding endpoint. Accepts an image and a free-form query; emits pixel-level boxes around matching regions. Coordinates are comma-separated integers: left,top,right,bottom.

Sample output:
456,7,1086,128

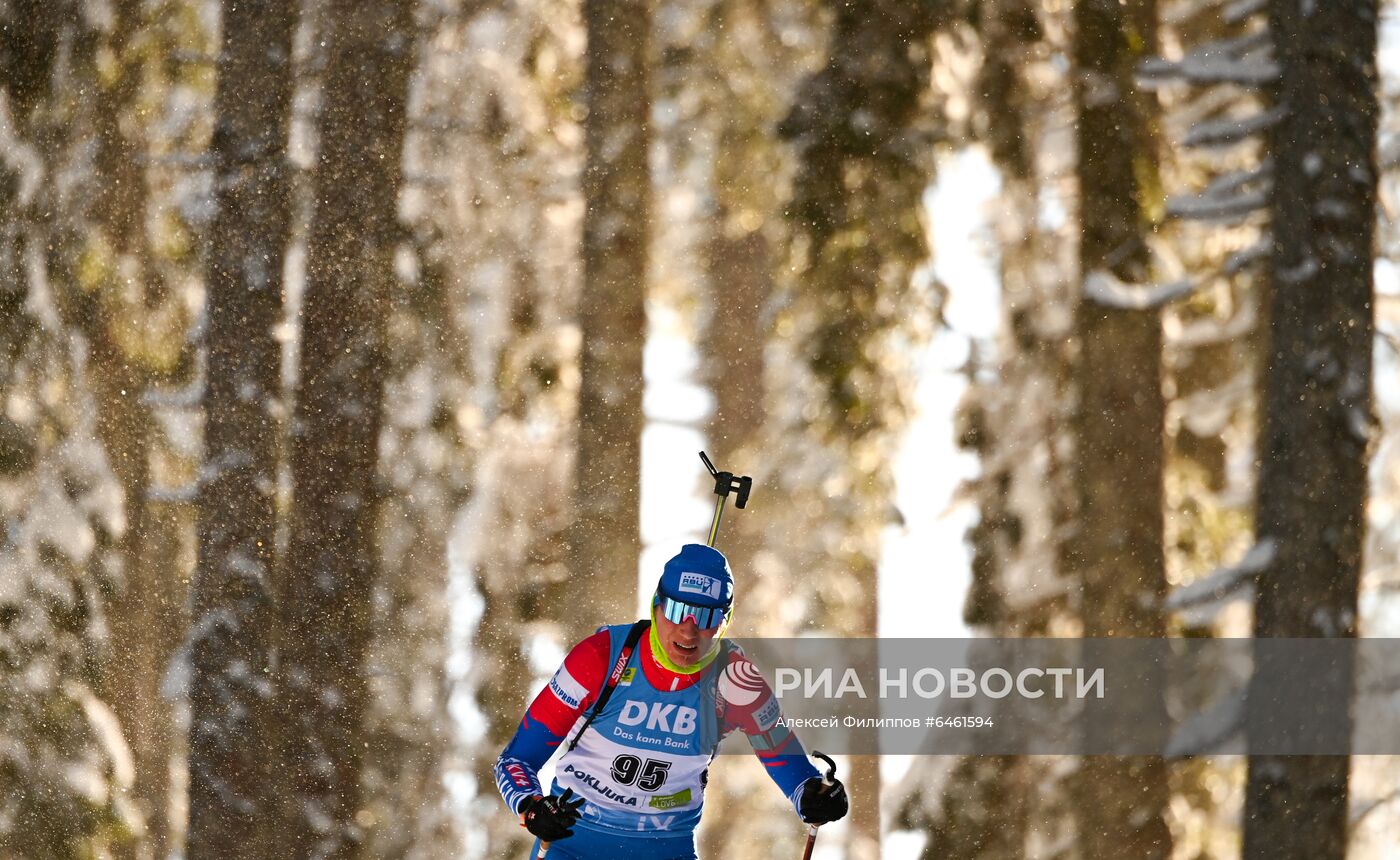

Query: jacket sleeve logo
549,666,588,710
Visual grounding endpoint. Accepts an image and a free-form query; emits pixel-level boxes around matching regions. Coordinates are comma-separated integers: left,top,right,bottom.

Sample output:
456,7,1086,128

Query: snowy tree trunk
397,3,585,849
468,257,577,856
89,344,161,860
922,174,1076,858
914,0,1069,848
0,8,143,852
277,0,415,855
186,0,296,856
77,5,179,855
362,243,468,860
700,212,770,599
571,0,652,631
703,224,769,474
1067,0,1171,857
119,501,189,856
696,219,775,860
1242,3,1378,858
780,1,947,853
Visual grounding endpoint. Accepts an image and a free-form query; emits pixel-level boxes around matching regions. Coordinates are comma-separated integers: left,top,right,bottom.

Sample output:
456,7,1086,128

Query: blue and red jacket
494,623,819,835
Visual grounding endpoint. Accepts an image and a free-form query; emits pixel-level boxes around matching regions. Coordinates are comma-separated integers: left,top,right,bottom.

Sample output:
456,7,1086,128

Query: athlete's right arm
493,629,611,814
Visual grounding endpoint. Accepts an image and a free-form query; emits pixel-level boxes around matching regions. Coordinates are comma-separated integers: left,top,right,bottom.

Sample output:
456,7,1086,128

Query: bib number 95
611,755,671,791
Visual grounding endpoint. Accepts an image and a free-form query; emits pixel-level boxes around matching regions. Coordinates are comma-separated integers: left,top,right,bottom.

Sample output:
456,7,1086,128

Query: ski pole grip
813,750,836,788
734,474,752,509
699,451,753,508
700,450,718,477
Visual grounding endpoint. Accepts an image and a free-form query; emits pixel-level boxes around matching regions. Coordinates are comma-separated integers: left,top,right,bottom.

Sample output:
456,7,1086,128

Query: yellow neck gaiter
648,605,729,675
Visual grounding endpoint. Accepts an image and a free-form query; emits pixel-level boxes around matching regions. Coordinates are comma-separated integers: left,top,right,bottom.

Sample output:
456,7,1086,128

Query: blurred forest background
0,0,1395,858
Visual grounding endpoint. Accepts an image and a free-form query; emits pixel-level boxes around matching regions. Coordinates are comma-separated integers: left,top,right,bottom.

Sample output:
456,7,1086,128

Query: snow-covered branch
1171,370,1251,437
1165,686,1245,756
1168,87,1246,136
1202,162,1272,198
1185,107,1287,149
1167,185,1269,223
1194,29,1273,61
147,450,258,505
1352,788,1400,831
0,93,44,206
1165,539,1275,620
1172,308,1256,351
1376,327,1400,357
1166,165,1274,223
1140,55,1277,90
147,484,200,504
1139,33,1278,89
1380,136,1400,171
1223,239,1270,276
143,349,206,409
1223,0,1267,25
1083,270,1194,310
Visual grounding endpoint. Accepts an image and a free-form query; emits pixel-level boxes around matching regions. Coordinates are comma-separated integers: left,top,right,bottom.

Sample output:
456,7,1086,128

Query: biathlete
494,543,848,858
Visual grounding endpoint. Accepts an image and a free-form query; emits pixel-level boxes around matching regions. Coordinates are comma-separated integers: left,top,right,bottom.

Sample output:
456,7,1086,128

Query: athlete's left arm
717,645,822,810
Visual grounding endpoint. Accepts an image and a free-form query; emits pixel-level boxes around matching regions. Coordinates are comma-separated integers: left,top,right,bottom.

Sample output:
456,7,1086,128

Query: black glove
519,789,585,840
797,776,849,825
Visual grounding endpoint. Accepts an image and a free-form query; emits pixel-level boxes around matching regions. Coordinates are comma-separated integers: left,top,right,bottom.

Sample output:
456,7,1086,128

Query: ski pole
700,451,752,548
800,751,838,860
